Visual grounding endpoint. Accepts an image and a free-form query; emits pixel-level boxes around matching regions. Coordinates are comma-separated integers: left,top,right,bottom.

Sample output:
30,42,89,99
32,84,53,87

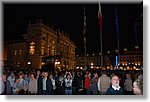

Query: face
30,74,34,78
94,73,98,78
67,74,71,79
43,72,48,78
126,74,131,78
2,75,7,81
49,75,53,79
37,70,41,75
88,73,91,77
111,76,120,87
16,79,20,84
19,74,23,78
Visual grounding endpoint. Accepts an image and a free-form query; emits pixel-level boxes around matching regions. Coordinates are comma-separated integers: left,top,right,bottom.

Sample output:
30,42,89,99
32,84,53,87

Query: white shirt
65,79,72,87
29,78,37,93
7,76,15,87
112,85,121,91
43,78,47,90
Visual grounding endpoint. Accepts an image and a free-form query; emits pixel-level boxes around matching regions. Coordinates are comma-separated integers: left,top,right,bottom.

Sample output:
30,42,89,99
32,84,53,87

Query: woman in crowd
13,78,20,95
64,72,73,95
91,72,98,95
133,74,143,95
28,73,37,95
49,74,57,94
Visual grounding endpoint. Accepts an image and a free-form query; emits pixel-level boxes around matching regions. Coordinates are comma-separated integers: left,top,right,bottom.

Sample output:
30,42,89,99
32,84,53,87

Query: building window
51,46,55,56
19,50,22,55
47,45,50,56
29,42,35,55
14,50,17,55
41,45,44,55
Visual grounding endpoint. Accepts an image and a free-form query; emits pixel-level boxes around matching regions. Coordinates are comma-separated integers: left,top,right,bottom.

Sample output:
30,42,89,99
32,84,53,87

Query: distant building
118,49,143,70
76,53,112,70
4,20,76,70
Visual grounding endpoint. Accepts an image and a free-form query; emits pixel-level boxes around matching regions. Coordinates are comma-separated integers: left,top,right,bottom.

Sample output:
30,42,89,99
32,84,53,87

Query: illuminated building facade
76,53,112,70
118,50,143,70
5,20,76,70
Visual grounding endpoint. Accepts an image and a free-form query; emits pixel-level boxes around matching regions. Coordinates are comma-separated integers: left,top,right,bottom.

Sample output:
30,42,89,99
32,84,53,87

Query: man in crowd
1,73,11,95
106,75,124,95
41,71,53,95
124,73,133,95
98,71,110,95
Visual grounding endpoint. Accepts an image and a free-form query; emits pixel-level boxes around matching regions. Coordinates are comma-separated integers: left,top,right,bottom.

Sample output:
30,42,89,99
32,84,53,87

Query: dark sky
4,2,143,55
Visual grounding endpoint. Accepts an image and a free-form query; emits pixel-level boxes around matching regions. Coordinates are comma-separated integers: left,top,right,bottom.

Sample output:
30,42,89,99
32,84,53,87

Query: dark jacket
41,77,53,95
106,86,124,95
1,80,11,95
37,75,43,95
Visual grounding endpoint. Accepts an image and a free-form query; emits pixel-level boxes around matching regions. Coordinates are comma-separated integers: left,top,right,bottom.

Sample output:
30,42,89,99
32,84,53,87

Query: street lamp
28,61,31,71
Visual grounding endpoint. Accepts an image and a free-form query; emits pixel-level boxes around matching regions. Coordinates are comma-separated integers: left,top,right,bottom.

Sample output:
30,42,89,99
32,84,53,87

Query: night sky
4,2,143,55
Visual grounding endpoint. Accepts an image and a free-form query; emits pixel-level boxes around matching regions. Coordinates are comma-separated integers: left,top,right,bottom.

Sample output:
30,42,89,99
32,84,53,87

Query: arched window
29,41,35,55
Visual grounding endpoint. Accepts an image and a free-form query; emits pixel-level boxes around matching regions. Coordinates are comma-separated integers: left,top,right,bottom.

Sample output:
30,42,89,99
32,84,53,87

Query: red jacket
84,76,91,89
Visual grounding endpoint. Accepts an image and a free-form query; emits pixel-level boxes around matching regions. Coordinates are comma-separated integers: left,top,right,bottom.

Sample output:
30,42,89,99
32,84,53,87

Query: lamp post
28,61,31,71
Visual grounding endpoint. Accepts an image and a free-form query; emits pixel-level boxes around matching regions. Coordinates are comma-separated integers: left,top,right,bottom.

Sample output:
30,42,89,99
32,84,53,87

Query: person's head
10,73,14,77
15,78,20,84
126,73,131,78
49,74,53,79
43,72,48,78
19,72,23,78
133,75,143,95
94,72,98,78
101,70,106,75
111,75,120,87
30,73,35,79
88,72,91,77
37,70,41,75
24,73,28,78
67,74,71,79
2,74,7,81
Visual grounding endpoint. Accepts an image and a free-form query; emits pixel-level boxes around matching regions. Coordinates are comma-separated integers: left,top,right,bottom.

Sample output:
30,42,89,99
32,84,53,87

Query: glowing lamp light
42,62,45,65
28,62,31,65
76,66,79,69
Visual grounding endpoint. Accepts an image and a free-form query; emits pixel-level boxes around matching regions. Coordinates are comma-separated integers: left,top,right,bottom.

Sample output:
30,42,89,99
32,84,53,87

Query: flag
83,6,87,68
98,2,102,31
83,6,86,47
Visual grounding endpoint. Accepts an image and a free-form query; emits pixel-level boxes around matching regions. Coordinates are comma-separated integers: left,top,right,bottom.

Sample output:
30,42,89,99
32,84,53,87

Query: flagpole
115,4,120,68
99,2,103,67
83,6,87,69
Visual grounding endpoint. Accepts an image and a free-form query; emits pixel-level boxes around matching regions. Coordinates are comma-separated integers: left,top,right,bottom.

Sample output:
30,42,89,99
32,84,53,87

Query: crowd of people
0,68,143,95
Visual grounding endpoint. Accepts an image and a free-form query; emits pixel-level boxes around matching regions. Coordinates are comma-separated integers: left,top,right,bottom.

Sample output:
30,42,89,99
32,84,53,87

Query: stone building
5,20,76,70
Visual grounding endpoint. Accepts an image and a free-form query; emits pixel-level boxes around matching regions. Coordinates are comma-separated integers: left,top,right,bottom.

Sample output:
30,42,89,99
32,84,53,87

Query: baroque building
5,20,76,70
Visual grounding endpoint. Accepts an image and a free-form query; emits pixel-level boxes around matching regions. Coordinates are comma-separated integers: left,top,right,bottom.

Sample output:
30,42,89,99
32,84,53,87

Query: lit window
14,50,17,55
29,42,35,55
47,45,50,55
41,45,44,55
19,50,22,55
